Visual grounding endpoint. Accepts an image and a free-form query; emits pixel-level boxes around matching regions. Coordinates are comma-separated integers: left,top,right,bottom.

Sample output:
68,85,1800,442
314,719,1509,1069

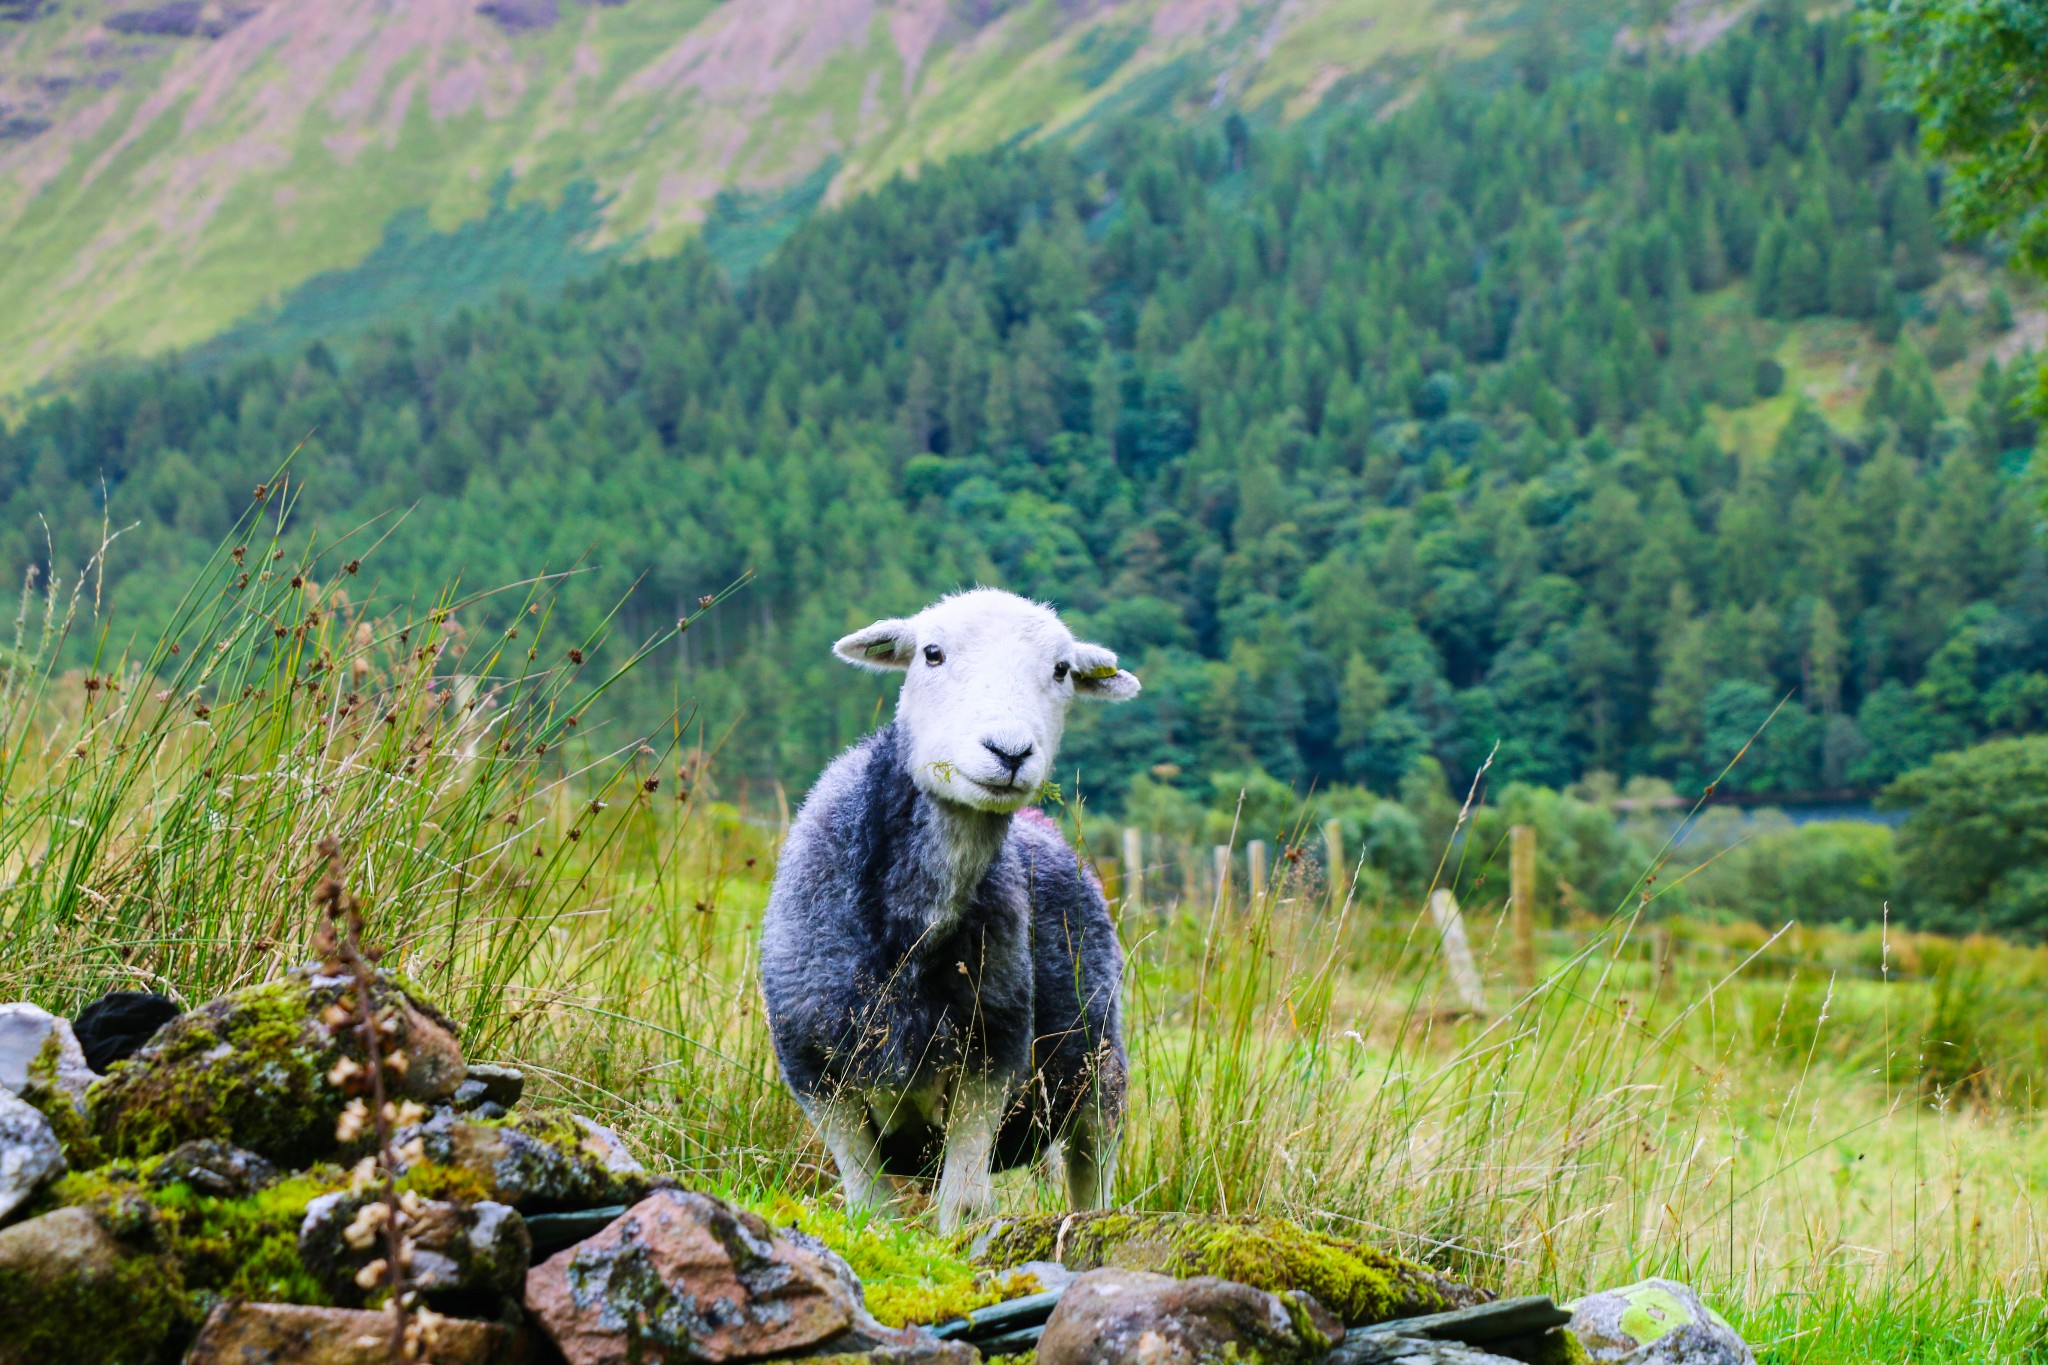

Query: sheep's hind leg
802,1090,902,1217
935,1072,1006,1234
1059,1107,1117,1211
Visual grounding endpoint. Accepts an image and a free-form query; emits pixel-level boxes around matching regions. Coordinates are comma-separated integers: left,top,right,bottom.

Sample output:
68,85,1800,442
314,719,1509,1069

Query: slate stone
1330,1338,1526,1364
453,1061,525,1111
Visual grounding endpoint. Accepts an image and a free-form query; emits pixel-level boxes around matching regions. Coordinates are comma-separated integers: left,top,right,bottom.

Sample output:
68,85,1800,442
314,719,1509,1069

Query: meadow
2,521,2045,1364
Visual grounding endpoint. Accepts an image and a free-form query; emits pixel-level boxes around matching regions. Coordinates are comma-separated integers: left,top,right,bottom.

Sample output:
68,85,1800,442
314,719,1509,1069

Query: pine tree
1753,215,1790,316
1826,227,1880,318
1926,298,1972,369
1886,159,1943,291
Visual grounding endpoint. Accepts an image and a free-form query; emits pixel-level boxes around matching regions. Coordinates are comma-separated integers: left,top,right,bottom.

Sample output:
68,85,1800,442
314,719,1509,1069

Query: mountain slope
0,0,1553,394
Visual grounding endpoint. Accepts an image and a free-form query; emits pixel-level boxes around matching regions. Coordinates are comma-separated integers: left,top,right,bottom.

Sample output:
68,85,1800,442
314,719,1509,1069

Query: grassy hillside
0,0,1606,395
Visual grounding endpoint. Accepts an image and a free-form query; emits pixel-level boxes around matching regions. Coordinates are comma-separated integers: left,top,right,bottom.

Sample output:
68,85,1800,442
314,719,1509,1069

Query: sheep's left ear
834,618,916,671
1071,642,1141,701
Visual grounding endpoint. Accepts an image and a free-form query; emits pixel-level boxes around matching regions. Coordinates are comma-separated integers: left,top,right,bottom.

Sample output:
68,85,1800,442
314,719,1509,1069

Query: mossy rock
396,1107,648,1212
969,1212,1483,1326
18,1025,102,1168
87,966,464,1166
0,1204,184,1365
1514,1327,1595,1365
300,1187,529,1313
33,1154,348,1337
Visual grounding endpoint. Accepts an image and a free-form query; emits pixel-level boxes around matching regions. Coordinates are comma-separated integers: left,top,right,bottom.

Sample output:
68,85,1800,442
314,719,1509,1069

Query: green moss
21,1033,101,1168
396,1157,495,1205
1280,1290,1341,1354
150,1167,348,1307
746,1193,1039,1328
87,977,345,1165
971,1213,1466,1325
399,1107,648,1210
1509,1328,1594,1365
36,1158,347,1334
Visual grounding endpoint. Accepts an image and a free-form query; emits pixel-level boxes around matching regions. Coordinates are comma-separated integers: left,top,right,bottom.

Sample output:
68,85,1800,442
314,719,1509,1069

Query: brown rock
1036,1267,1343,1365
524,1188,863,1364
184,1301,531,1365
393,994,467,1100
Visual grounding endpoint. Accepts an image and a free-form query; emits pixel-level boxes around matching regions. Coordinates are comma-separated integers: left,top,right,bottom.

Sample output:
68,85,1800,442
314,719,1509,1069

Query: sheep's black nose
982,740,1033,776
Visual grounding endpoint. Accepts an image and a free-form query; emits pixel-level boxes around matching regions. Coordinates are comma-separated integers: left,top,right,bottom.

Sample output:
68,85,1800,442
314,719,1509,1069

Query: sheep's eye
1053,661,1070,683
923,645,945,667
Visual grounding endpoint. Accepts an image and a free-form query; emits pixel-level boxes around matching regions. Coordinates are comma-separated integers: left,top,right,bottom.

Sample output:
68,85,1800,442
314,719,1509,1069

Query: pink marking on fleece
1016,807,1103,894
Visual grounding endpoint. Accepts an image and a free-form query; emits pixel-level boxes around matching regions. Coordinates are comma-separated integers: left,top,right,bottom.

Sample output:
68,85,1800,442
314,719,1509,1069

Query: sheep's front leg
934,1072,1007,1234
801,1090,901,1217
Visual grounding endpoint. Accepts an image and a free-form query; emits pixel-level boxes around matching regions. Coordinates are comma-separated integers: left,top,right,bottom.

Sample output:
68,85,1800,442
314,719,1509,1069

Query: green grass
2,522,2046,1360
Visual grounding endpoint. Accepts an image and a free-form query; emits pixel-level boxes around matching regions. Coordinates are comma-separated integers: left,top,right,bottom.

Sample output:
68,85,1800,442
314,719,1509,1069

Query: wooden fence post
1213,845,1231,904
1121,827,1144,914
1247,839,1268,904
1427,889,1489,1016
1509,823,1537,988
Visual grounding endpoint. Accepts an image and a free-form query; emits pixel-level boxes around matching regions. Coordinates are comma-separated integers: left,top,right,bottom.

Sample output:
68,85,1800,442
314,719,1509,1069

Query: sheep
760,588,1140,1232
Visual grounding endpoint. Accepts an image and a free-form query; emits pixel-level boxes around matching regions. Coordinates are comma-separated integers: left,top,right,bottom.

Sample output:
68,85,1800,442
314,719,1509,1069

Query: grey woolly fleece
760,721,1126,1176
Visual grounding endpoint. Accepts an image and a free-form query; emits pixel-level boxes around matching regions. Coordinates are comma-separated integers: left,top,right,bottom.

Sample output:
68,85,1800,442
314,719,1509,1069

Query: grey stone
0,1003,94,1111
1566,1279,1754,1364
299,1189,529,1313
453,1061,524,1111
787,1223,868,1305
393,1109,650,1211
146,1138,277,1198
0,1088,64,1225
1014,1258,1076,1292
1036,1267,1342,1365
1352,1295,1572,1348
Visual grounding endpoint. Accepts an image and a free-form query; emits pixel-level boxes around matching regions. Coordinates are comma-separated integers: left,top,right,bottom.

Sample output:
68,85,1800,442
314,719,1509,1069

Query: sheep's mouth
969,776,1027,798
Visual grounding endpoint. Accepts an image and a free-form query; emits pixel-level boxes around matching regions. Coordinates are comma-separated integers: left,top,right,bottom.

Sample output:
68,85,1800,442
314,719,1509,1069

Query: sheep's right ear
833,619,917,671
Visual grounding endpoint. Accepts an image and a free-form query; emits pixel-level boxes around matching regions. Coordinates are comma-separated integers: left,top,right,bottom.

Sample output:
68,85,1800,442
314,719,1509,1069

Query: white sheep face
833,589,1141,813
